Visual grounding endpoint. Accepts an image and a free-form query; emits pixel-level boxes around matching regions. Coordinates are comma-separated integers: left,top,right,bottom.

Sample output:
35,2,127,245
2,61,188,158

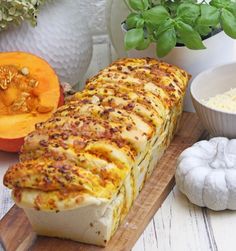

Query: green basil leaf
136,19,145,28
125,28,144,50
126,13,142,29
194,24,212,37
197,4,220,27
155,18,174,37
177,3,200,25
166,1,199,18
195,25,212,37
136,37,151,50
226,2,236,16
141,0,149,10
176,21,206,49
156,28,176,58
143,6,170,25
181,0,198,3
164,1,179,16
221,8,236,39
210,0,230,9
128,0,149,11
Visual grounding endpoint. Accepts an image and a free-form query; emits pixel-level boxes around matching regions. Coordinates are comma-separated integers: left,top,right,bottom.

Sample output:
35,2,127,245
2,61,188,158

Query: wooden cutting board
0,113,207,251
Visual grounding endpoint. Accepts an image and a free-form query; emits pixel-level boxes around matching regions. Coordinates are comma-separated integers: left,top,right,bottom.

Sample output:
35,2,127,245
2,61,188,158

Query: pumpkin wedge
0,52,64,152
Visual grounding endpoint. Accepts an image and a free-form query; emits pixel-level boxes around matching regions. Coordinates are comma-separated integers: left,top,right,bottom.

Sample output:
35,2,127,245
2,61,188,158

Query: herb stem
123,0,133,12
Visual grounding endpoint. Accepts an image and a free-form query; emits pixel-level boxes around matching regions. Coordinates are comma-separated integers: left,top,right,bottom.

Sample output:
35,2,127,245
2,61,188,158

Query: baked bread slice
4,58,189,246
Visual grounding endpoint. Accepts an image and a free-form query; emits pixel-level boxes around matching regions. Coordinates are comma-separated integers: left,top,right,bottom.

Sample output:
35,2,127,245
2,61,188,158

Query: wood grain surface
0,112,207,251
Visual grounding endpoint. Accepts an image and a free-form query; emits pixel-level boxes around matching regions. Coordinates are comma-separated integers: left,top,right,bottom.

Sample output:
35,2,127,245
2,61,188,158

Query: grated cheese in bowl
205,88,236,113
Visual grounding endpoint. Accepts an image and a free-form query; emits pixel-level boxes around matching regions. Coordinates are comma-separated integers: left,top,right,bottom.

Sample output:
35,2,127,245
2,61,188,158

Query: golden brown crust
4,58,189,211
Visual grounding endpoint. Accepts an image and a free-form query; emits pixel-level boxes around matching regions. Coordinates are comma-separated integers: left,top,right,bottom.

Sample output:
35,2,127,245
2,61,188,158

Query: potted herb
124,0,236,57
0,0,92,86
107,0,236,111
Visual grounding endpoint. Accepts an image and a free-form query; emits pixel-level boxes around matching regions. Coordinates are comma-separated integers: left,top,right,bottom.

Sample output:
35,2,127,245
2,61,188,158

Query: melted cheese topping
205,88,236,113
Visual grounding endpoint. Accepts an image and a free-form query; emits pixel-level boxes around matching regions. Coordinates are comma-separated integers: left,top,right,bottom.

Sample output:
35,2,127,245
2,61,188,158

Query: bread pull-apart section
4,58,189,246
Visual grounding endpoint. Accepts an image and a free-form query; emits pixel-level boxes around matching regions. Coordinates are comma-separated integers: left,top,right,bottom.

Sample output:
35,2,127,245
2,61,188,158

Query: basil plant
124,0,236,57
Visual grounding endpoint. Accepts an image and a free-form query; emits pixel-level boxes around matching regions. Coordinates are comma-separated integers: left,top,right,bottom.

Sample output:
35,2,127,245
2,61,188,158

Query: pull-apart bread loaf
4,58,189,246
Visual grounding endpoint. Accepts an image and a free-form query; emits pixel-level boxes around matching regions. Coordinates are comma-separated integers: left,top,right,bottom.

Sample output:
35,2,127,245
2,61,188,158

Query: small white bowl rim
190,61,236,116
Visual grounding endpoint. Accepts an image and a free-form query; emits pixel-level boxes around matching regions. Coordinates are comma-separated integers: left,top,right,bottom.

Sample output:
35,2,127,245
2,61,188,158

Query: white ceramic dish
191,62,236,138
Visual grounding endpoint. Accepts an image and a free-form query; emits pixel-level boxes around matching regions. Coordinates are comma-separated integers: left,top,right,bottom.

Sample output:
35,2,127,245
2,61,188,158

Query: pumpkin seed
21,67,30,76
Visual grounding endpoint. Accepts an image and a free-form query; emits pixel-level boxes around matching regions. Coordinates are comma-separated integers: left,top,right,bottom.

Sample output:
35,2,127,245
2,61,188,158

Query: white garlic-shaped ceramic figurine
176,137,236,211
0,0,93,86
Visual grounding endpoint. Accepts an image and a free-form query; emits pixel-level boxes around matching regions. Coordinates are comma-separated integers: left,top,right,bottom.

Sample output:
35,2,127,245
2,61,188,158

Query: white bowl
191,62,236,138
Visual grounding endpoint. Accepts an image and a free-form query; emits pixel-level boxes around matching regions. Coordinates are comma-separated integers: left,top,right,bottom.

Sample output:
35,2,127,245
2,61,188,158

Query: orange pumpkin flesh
0,52,64,153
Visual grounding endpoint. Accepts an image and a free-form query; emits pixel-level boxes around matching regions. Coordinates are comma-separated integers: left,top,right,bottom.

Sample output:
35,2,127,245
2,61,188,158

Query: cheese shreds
205,88,236,113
